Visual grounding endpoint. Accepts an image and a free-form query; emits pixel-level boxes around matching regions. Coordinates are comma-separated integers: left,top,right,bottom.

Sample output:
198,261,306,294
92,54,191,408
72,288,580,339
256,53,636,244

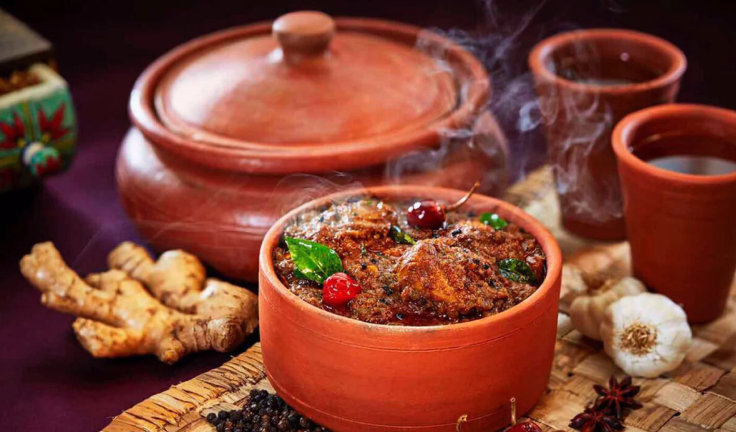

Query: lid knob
273,11,335,59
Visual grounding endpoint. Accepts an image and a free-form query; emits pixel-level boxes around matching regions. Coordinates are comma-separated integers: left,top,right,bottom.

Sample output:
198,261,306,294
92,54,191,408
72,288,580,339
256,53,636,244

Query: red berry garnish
323,273,362,308
508,422,543,432
507,398,543,432
407,200,446,229
406,181,481,230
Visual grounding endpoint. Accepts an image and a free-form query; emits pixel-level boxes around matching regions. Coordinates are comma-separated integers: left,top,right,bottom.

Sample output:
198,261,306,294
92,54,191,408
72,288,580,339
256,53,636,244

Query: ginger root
20,242,258,364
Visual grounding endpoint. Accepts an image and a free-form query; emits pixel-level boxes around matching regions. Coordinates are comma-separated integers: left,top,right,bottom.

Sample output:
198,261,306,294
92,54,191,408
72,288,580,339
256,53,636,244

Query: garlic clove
569,275,646,341
562,265,587,296
614,277,647,296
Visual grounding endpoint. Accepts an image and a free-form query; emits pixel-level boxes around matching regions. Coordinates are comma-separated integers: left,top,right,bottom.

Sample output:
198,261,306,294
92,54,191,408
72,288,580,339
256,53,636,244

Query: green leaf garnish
285,237,344,284
480,212,509,230
498,258,537,284
389,225,416,245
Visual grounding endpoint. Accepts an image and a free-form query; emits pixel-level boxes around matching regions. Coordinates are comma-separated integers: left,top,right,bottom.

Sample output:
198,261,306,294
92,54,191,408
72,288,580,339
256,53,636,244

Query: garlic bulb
569,276,646,340
600,293,692,378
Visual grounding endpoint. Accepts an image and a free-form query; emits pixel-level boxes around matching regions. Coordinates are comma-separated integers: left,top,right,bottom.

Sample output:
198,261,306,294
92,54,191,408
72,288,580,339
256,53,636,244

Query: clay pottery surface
259,185,562,432
613,104,736,323
118,11,508,281
529,28,686,241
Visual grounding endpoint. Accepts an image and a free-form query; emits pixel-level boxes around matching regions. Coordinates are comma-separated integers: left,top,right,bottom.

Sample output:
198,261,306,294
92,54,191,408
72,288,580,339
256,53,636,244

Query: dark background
1,0,735,430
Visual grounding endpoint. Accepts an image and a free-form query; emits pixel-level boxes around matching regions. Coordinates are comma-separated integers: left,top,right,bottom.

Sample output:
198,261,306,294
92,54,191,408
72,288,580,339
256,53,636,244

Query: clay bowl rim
613,103,736,185
528,28,686,95
259,185,563,335
129,17,490,175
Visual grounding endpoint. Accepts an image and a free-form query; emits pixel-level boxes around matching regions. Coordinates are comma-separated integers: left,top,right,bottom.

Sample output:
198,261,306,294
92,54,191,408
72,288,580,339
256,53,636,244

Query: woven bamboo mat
101,167,736,432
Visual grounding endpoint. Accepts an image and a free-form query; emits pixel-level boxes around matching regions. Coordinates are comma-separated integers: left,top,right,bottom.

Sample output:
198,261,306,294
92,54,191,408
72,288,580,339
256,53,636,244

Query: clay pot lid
130,11,489,173
155,11,456,147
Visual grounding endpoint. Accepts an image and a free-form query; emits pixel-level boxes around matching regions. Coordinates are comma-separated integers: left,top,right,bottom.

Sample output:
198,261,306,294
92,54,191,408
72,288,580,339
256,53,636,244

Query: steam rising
402,0,554,191
270,173,365,218
273,0,624,224
144,0,629,245
540,49,622,222
410,0,624,224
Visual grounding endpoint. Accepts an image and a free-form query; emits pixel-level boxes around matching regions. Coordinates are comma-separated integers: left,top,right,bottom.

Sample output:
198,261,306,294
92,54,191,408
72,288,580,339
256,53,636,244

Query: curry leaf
389,225,417,245
480,212,509,230
285,237,344,284
498,258,536,284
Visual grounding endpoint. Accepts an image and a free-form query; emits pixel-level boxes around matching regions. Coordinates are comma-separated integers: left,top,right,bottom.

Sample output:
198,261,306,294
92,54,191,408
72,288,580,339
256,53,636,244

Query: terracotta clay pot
613,104,736,323
529,29,686,241
118,11,508,281
259,185,562,432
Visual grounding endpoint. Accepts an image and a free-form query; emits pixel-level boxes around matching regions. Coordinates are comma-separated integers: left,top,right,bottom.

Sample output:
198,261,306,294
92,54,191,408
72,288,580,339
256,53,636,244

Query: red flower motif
38,103,69,141
0,112,26,149
35,152,61,177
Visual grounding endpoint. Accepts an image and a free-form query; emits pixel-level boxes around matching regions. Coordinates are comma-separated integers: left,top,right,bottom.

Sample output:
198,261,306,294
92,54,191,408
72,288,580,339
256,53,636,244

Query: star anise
569,407,624,432
594,375,642,418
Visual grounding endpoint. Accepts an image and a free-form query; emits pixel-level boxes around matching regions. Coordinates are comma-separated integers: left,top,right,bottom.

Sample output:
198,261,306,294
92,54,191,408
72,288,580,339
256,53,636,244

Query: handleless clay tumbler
529,29,686,240
613,104,736,323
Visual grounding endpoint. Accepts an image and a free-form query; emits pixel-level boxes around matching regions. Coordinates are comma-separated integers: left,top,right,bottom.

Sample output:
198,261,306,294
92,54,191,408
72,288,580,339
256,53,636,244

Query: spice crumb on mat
206,389,330,432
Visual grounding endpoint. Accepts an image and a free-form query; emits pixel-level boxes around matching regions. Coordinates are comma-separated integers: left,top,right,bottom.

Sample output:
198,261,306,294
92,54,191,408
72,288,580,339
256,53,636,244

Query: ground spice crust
273,195,547,326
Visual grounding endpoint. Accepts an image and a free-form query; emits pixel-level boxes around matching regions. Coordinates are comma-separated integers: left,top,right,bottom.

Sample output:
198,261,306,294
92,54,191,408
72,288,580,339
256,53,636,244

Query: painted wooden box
0,63,76,192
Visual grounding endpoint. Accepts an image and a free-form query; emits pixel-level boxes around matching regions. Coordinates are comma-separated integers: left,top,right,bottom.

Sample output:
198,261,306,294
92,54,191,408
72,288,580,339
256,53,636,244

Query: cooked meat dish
272,196,546,326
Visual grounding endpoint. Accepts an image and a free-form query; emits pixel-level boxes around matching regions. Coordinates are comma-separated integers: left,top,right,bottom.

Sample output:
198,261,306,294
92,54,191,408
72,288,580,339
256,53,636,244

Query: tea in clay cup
613,104,736,323
529,29,686,240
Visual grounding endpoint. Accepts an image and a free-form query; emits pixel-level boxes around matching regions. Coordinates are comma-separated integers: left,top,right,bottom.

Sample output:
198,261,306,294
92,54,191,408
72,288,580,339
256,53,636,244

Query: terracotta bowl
613,104,736,323
259,185,562,432
529,29,686,241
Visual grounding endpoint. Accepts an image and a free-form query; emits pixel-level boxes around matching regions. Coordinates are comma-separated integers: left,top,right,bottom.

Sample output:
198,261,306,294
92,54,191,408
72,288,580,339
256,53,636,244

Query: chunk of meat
395,238,507,319
285,200,397,261
451,220,547,282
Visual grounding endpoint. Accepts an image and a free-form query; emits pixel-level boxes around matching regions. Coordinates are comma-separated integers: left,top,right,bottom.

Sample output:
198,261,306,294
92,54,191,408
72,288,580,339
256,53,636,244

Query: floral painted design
0,112,26,149
38,104,69,143
0,64,76,192
0,103,69,182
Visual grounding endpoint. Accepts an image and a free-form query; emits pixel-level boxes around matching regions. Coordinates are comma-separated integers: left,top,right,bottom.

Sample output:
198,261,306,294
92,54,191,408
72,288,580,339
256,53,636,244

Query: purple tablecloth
2,0,735,430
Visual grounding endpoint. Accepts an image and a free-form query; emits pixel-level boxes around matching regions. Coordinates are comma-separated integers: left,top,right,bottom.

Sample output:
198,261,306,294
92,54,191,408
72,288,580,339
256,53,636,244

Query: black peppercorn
287,413,300,428
209,390,329,432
